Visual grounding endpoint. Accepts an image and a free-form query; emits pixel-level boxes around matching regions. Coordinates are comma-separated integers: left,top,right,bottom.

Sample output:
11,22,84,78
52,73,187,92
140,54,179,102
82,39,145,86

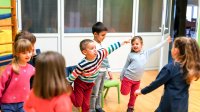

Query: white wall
35,36,58,52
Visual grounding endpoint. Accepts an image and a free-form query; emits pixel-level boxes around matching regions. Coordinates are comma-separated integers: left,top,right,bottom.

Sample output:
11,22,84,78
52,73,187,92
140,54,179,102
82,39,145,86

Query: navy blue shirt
141,62,190,112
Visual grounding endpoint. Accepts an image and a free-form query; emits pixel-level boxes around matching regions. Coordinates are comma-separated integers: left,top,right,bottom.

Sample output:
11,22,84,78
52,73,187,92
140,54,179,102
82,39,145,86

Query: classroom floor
73,70,200,112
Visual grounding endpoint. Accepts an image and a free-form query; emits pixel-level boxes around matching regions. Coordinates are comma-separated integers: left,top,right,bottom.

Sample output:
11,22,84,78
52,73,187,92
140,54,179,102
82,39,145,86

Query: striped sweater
67,42,121,83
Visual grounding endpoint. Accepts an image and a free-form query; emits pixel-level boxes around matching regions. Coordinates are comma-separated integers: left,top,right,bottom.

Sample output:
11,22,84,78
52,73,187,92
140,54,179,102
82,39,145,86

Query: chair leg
104,88,109,98
117,85,120,104
101,89,104,107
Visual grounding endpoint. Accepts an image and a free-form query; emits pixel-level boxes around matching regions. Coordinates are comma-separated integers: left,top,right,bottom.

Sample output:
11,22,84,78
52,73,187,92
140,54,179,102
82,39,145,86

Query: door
159,0,172,70
136,0,172,70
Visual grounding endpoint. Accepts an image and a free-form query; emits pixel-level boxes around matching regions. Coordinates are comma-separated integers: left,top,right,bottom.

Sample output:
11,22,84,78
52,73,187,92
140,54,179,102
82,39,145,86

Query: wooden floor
1,67,199,112
101,70,200,112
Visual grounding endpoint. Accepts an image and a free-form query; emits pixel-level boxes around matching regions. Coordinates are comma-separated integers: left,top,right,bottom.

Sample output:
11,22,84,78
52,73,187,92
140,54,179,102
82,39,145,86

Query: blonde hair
33,51,71,99
12,39,33,74
174,37,200,84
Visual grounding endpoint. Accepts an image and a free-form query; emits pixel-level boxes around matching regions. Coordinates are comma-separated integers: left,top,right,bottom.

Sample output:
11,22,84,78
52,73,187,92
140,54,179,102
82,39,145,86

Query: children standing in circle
135,37,200,112
120,36,171,112
90,22,112,112
0,39,35,112
24,51,72,112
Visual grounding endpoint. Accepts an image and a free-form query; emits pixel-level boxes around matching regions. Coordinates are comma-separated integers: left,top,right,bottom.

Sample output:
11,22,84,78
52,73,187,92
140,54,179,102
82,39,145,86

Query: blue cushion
0,54,13,66
65,65,76,77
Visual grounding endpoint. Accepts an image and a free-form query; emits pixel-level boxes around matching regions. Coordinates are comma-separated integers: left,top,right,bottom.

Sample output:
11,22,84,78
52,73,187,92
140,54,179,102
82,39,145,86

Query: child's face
131,39,143,53
17,51,32,65
82,42,98,60
94,31,107,43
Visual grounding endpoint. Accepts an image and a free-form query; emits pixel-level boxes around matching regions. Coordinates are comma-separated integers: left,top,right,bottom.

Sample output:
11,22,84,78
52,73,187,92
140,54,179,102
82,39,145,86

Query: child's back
24,51,72,112
25,90,72,112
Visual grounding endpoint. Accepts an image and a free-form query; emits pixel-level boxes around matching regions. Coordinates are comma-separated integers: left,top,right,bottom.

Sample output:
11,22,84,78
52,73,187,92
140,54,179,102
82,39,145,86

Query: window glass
186,6,192,21
138,0,162,32
64,0,97,33
21,0,58,33
103,0,133,32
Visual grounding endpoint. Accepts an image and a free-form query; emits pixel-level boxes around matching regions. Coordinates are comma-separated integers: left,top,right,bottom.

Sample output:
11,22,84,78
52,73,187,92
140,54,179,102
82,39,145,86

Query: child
14,31,37,66
0,39,35,112
14,31,37,88
24,51,72,112
135,37,200,112
67,39,129,112
120,36,171,112
90,22,112,112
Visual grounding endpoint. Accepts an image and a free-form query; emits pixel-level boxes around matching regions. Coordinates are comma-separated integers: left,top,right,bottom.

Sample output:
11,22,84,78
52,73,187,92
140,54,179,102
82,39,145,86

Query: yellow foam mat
0,30,12,56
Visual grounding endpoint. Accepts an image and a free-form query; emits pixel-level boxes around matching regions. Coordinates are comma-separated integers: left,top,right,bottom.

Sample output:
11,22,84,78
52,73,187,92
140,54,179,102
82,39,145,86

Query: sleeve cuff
107,68,111,72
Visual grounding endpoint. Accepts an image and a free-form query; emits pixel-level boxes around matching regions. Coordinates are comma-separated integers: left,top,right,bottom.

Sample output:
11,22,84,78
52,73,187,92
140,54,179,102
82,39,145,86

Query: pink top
24,90,72,112
0,64,35,103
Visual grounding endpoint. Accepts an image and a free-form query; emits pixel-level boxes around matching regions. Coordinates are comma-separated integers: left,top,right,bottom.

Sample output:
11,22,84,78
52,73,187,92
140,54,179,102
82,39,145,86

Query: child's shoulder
4,64,12,71
27,63,35,68
163,62,181,71
26,63,35,72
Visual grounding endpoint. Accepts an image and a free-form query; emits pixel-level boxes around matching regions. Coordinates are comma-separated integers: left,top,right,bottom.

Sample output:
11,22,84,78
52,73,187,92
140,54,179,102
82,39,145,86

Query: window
21,0,58,33
64,0,97,33
138,0,162,32
103,0,133,32
186,5,198,21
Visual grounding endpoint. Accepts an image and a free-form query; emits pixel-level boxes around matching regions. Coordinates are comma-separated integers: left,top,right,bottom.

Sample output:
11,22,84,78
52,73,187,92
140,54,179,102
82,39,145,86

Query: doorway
186,0,198,39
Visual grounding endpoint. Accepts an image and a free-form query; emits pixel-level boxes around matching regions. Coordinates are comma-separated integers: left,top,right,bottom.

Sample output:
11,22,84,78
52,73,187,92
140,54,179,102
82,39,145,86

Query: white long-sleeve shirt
120,39,168,81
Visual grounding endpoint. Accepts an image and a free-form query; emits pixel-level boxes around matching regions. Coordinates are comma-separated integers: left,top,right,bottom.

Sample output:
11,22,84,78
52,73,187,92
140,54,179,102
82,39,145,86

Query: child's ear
94,32,98,37
15,53,19,57
82,50,87,55
174,48,180,55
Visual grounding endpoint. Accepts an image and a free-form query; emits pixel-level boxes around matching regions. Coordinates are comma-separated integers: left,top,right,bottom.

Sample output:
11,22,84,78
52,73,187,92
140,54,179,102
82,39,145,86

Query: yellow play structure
0,0,17,56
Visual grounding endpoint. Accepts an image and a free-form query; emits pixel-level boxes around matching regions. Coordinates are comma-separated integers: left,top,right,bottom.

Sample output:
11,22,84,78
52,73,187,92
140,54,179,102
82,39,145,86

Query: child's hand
167,35,172,43
108,71,113,80
134,89,142,96
121,39,131,45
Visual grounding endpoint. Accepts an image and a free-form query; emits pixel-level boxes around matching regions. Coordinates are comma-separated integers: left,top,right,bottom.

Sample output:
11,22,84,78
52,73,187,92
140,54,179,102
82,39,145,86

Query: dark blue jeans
1,102,24,112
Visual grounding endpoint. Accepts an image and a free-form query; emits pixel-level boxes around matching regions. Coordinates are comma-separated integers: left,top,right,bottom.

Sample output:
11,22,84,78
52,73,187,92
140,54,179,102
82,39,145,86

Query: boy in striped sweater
67,39,129,112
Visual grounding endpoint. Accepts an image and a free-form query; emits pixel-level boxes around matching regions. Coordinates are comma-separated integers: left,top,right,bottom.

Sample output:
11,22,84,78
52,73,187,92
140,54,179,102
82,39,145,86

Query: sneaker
96,108,105,112
127,108,134,112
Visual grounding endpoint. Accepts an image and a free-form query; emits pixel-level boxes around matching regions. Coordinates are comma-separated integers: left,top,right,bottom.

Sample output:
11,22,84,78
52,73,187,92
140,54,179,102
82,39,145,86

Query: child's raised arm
104,39,130,56
147,35,171,56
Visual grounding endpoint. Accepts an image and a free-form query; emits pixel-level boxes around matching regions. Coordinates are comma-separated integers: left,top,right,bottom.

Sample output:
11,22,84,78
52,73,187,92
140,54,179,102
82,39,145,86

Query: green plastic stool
101,80,120,107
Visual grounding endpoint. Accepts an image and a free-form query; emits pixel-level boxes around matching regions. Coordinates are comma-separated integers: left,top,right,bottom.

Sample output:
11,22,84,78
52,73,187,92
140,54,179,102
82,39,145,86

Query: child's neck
94,38,101,44
85,57,95,61
18,61,27,66
174,58,180,63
